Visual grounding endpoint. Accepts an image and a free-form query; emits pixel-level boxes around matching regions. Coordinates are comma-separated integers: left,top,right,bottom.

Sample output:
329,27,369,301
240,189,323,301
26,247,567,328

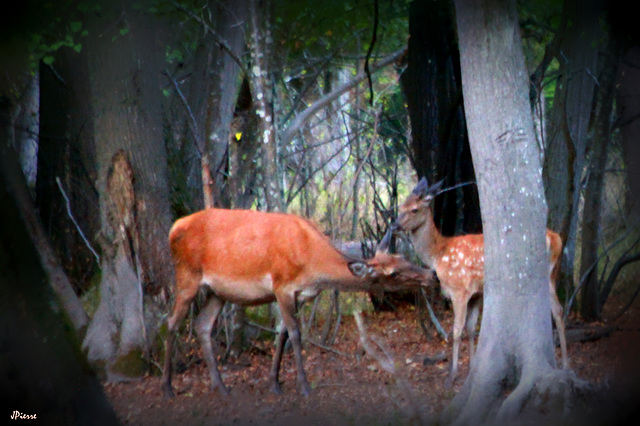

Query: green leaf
70,21,82,33
43,56,55,65
119,27,129,36
73,43,82,53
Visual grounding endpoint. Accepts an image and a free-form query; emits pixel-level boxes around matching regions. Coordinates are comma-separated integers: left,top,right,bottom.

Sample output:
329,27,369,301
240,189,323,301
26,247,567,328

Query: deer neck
410,208,450,268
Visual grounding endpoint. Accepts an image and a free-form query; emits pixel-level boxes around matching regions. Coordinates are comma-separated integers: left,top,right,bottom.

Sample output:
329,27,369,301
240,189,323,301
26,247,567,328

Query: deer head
347,251,434,288
396,177,444,233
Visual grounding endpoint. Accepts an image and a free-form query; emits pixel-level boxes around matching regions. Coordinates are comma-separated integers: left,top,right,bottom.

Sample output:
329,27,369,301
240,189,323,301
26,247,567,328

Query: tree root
445,366,601,425
498,368,597,424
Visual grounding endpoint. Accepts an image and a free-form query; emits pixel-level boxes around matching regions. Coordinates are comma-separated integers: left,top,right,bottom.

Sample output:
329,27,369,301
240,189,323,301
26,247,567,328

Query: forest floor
104,290,640,425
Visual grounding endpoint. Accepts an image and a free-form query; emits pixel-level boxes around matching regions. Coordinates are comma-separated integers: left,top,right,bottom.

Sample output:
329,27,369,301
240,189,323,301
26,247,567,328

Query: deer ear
412,177,430,196
348,261,371,278
430,179,445,195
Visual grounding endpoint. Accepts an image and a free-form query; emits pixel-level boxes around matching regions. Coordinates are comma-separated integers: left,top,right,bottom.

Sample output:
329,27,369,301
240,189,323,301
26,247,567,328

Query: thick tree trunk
446,0,585,423
543,0,600,300
0,143,119,425
399,0,480,236
82,0,173,376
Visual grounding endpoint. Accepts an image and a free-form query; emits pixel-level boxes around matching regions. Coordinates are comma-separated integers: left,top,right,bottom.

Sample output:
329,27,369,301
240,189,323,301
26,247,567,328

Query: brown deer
395,177,568,387
162,208,435,399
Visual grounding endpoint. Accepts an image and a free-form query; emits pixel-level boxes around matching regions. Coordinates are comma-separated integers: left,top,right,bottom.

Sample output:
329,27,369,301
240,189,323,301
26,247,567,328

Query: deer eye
390,271,398,277
411,208,418,214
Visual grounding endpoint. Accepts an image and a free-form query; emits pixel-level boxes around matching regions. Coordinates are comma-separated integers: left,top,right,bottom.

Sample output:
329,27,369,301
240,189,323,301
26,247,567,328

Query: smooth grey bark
446,0,582,423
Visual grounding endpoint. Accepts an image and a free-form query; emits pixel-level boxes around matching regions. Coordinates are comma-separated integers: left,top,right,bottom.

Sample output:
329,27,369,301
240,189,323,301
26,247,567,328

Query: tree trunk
446,0,585,423
399,0,481,236
1,97,89,333
37,47,100,296
0,140,119,425
543,0,600,300
229,78,261,209
248,0,283,212
177,0,248,210
81,0,173,377
13,73,39,189
579,37,621,321
617,45,640,222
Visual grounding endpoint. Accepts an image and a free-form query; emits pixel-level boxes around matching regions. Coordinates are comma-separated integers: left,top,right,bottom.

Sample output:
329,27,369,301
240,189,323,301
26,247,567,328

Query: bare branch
170,0,249,78
281,48,405,146
55,177,100,265
363,0,379,106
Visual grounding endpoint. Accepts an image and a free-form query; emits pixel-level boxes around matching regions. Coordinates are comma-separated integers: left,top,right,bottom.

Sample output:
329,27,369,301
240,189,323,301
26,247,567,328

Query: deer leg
269,321,289,394
195,295,228,395
276,291,311,396
162,280,200,399
465,297,481,363
446,295,469,389
549,281,569,370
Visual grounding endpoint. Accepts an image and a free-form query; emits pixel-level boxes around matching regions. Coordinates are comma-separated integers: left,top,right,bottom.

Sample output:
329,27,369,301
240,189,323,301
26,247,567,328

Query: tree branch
170,0,250,78
363,0,379,106
280,48,405,146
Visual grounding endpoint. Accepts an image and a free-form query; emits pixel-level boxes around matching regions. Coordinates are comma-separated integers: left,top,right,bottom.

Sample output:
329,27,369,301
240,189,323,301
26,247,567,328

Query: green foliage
275,0,409,59
24,2,93,73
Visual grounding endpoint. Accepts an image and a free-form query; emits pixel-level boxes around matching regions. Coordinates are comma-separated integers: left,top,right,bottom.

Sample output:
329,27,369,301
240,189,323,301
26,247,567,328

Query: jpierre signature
10,411,36,420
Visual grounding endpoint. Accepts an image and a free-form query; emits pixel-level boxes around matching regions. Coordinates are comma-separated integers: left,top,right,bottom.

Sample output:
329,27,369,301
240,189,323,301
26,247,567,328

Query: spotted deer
395,177,568,387
162,208,435,399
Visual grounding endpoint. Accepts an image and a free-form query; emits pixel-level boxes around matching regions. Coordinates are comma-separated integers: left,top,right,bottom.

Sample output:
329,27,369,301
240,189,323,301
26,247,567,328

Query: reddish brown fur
396,178,568,387
162,208,433,398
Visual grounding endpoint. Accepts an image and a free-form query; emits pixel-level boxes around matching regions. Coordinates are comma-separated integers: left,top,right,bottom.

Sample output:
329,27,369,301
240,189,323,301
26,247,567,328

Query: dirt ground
104,292,640,425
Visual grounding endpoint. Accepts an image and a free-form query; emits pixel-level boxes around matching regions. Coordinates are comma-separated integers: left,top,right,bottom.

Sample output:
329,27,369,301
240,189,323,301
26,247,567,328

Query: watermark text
10,411,37,420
